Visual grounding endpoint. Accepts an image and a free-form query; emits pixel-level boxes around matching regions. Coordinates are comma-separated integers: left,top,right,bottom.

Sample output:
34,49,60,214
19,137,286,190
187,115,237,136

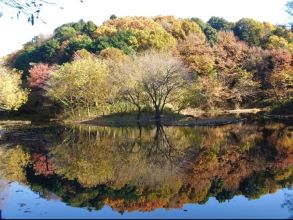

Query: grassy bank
73,111,248,127
1,106,292,128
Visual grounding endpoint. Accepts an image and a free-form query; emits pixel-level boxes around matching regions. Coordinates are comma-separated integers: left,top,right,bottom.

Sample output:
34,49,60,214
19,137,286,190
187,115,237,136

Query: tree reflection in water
282,191,293,218
0,122,292,212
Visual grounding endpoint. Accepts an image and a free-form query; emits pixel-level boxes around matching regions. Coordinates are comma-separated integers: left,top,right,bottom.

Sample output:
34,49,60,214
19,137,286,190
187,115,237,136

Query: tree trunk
154,107,161,121
71,108,75,116
153,122,160,150
137,106,142,121
87,105,91,117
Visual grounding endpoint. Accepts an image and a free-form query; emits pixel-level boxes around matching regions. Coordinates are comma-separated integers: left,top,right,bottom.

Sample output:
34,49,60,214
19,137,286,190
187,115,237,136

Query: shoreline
0,110,292,127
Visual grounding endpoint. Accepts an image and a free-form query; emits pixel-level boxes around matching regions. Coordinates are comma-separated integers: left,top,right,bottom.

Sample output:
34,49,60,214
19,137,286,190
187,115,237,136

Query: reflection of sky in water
0,181,292,219
0,123,292,219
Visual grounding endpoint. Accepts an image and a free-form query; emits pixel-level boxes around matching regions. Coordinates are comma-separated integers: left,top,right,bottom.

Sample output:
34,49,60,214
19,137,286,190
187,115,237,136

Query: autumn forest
0,1,293,218
0,13,292,121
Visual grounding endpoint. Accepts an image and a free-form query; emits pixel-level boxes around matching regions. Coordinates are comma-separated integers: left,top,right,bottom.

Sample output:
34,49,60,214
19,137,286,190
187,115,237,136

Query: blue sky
0,0,290,56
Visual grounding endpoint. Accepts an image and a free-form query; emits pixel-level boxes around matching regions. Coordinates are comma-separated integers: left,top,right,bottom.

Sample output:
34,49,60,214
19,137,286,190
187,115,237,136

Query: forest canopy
1,15,293,118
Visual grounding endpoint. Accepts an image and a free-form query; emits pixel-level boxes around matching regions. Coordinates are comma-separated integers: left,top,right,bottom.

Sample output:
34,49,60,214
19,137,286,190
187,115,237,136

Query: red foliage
28,63,50,89
32,153,54,176
270,48,292,72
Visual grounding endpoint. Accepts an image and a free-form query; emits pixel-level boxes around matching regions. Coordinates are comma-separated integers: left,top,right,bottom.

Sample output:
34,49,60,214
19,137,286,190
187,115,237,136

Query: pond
0,121,292,219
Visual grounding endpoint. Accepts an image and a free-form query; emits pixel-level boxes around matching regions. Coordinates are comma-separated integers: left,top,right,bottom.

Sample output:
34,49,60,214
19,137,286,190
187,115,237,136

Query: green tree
13,46,39,74
204,25,218,46
37,39,60,62
191,17,217,46
191,17,206,30
208,16,234,31
272,26,293,43
82,21,97,38
9,38,59,76
63,35,93,62
72,19,86,32
110,14,117,20
94,30,137,55
54,26,78,42
234,18,264,46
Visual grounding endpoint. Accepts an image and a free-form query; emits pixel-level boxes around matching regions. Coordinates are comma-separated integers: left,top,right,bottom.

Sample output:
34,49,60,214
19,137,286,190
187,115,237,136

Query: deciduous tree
234,18,265,46
28,63,50,90
95,17,176,52
177,34,214,75
46,54,109,116
208,16,234,31
137,51,190,120
0,66,28,111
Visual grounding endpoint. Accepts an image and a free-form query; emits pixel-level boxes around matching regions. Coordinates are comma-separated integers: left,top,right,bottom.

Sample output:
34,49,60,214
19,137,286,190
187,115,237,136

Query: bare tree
109,57,147,120
111,51,190,121
138,51,190,120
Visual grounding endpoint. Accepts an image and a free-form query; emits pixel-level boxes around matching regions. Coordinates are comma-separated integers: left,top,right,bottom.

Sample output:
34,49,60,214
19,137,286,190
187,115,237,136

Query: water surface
0,121,292,219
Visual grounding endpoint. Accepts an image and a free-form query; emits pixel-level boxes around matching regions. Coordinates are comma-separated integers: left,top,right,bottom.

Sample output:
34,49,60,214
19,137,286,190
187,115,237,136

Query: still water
0,121,292,219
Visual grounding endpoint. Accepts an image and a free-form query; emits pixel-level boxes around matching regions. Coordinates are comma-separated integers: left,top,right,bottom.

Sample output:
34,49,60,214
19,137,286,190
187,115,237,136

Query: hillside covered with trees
1,15,292,120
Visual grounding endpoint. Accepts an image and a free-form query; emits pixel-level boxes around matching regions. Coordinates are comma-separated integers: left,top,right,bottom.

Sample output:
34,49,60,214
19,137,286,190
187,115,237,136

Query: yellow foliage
47,56,109,114
99,48,129,62
267,35,293,55
188,183,211,203
263,22,276,36
73,49,95,60
95,25,117,37
0,146,31,182
75,159,114,187
186,55,214,74
288,43,293,54
0,67,29,111
154,16,205,40
267,35,289,49
95,17,176,51
273,167,293,182
269,67,293,101
277,130,293,153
